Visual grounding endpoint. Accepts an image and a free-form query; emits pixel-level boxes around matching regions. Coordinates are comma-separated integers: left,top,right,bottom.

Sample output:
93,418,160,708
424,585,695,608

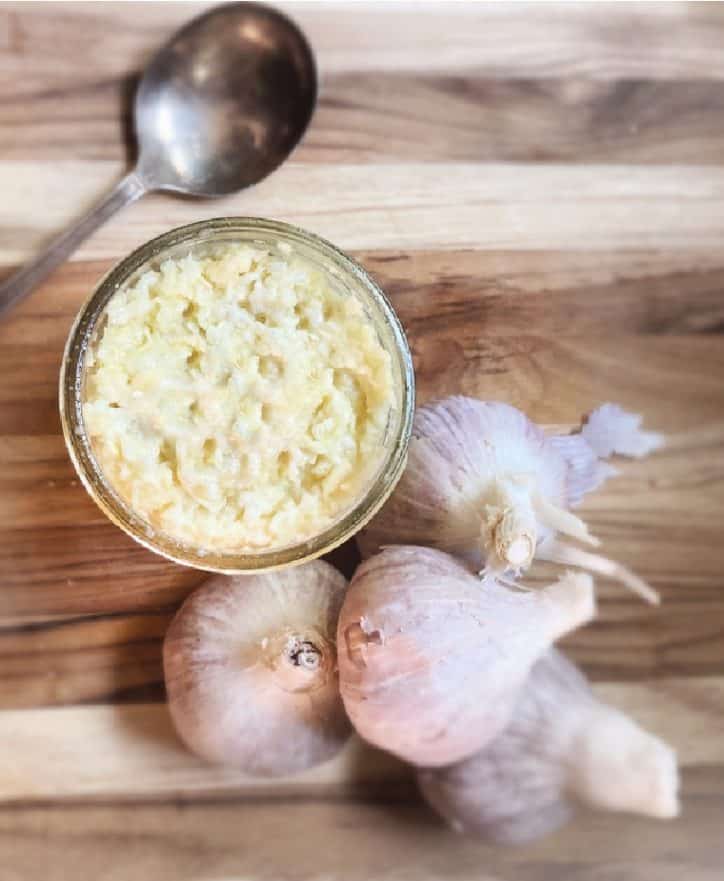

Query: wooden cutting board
1,2,722,879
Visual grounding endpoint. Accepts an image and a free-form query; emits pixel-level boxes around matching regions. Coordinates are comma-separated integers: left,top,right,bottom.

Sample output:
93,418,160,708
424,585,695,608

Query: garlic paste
83,244,393,550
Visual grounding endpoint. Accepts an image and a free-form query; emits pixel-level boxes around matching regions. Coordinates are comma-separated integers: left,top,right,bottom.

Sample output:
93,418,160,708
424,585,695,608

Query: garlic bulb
358,397,662,603
163,560,350,776
337,546,595,766
418,648,679,844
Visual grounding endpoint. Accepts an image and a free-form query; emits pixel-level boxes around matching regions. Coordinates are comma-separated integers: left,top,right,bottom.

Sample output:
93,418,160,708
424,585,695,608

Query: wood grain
4,2,724,83
1,249,723,697
0,677,719,802
6,248,724,349
1,3,723,879
1,423,722,698
9,72,724,165
0,711,410,802
0,612,169,708
6,161,724,260
0,783,720,881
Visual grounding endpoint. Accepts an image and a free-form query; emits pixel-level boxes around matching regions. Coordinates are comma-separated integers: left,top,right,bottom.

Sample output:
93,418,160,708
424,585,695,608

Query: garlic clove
359,397,662,605
337,547,595,767
569,703,680,819
357,398,566,563
163,560,351,777
418,767,575,845
417,649,680,844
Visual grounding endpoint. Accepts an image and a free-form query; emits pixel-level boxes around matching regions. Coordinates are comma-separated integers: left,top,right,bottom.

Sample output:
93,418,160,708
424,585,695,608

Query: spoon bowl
136,3,316,196
0,1,317,315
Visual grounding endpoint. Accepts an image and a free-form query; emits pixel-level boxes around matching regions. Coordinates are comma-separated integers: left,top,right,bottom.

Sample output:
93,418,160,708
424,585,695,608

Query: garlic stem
286,636,322,672
539,540,660,605
266,629,333,694
568,703,679,819
480,479,602,576
481,479,538,570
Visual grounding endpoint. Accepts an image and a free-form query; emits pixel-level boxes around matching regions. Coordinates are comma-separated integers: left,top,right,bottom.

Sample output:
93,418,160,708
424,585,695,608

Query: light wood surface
0,676,720,801
0,2,722,879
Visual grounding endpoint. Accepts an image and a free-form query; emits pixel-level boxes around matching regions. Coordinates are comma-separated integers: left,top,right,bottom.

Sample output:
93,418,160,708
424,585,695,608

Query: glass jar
60,217,414,573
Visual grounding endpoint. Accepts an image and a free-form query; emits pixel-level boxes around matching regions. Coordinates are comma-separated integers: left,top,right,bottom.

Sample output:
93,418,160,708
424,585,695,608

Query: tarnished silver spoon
0,2,316,316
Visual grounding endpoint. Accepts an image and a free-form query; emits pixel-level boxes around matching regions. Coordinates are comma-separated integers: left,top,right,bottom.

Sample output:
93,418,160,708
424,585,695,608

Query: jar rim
59,216,415,573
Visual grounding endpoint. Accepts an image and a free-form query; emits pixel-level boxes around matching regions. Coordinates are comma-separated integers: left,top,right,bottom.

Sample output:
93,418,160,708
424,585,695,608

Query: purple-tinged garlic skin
357,397,662,602
337,546,595,767
418,648,679,844
163,561,351,777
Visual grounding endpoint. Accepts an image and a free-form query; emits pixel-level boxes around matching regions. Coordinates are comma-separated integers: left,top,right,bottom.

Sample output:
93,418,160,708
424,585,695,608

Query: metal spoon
0,2,316,317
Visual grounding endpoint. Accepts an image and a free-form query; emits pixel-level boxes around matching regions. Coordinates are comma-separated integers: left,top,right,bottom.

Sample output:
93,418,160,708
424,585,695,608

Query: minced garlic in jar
82,243,394,551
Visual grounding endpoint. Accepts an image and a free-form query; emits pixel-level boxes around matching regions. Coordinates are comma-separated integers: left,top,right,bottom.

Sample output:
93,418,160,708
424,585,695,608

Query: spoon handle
0,171,147,318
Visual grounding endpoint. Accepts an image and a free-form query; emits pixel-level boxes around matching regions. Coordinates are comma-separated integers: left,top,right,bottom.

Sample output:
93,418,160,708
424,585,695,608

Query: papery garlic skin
163,561,350,776
418,649,679,844
359,400,567,569
337,546,595,767
578,403,663,462
358,397,662,602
